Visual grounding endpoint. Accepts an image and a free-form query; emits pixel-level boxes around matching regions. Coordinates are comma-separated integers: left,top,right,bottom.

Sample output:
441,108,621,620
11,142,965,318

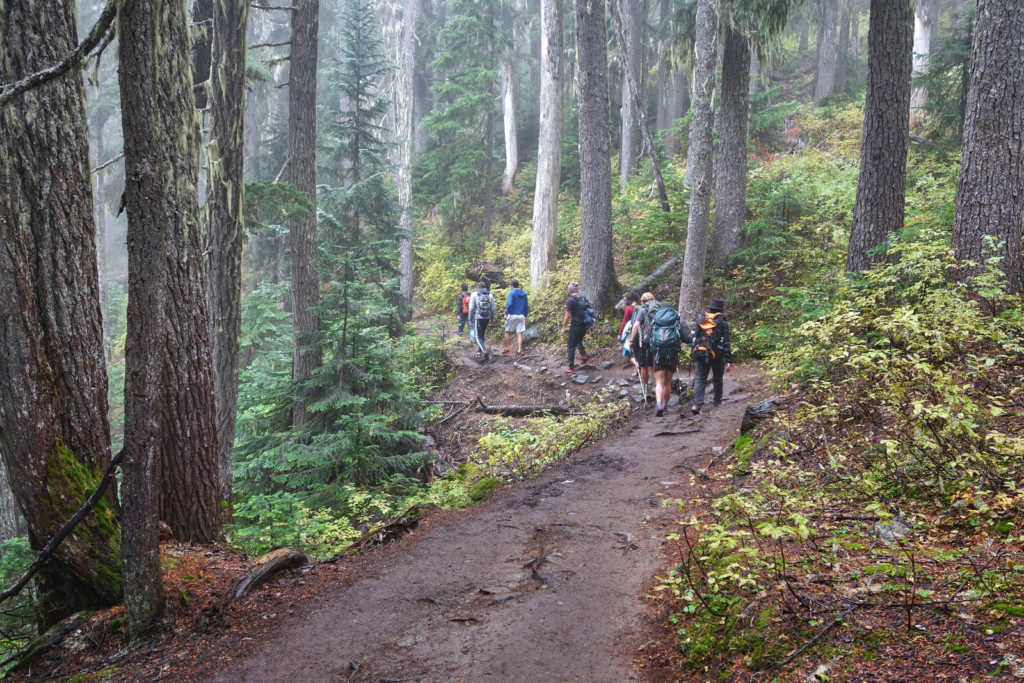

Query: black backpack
574,295,596,327
475,290,494,320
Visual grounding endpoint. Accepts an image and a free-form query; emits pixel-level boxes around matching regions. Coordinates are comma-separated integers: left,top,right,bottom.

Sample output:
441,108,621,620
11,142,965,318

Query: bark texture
288,0,323,427
952,0,1024,291
847,0,913,273
576,0,616,312
529,0,564,288
655,0,688,156
207,0,249,505
500,60,518,193
678,0,716,321
0,0,121,628
119,0,200,637
814,0,839,103
618,0,647,186
711,25,751,271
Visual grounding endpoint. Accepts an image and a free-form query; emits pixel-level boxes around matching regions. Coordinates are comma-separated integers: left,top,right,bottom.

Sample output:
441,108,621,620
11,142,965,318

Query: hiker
690,298,732,414
628,292,658,391
468,280,496,360
619,290,640,361
503,278,529,356
648,302,689,416
455,283,470,336
561,282,594,374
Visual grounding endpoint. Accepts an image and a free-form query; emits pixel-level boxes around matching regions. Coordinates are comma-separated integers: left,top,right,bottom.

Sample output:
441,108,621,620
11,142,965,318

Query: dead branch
91,151,124,174
0,611,90,671
251,40,292,49
778,603,862,666
615,254,683,308
0,0,117,108
654,428,701,437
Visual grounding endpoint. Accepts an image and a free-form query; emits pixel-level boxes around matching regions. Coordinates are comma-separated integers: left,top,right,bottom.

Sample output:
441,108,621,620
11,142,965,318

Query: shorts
631,339,652,368
505,314,526,333
653,352,679,373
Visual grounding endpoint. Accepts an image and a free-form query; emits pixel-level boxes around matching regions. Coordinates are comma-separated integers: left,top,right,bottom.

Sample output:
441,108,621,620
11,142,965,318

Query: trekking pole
635,363,648,407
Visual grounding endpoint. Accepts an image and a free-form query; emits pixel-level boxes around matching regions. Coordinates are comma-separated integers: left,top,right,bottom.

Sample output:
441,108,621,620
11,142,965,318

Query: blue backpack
649,306,681,359
576,295,596,328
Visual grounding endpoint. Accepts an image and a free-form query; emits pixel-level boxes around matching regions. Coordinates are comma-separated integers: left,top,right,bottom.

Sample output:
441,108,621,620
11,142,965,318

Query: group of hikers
455,279,731,416
455,279,529,361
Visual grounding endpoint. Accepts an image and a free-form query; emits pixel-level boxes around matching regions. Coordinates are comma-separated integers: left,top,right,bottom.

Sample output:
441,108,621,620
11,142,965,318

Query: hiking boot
502,349,510,355
655,404,664,417
563,368,575,374
691,405,701,415
579,354,590,363
515,351,523,357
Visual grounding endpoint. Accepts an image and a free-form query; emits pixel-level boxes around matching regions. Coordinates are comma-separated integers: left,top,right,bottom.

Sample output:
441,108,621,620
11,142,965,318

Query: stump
740,396,791,434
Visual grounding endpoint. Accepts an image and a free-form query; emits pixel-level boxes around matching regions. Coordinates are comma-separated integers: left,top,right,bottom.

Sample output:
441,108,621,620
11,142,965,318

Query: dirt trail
214,364,762,682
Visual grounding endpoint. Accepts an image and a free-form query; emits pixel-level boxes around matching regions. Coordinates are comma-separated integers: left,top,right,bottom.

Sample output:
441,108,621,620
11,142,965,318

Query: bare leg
516,331,523,354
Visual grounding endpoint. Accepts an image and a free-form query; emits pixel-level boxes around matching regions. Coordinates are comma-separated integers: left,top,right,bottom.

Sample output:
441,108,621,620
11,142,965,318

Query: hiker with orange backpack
456,283,470,336
690,298,732,414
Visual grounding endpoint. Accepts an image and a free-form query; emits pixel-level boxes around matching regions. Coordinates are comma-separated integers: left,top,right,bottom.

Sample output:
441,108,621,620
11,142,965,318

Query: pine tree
417,0,503,231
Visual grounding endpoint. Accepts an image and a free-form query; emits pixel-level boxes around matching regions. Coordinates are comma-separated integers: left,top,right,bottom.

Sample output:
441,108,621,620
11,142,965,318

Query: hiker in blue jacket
502,279,529,356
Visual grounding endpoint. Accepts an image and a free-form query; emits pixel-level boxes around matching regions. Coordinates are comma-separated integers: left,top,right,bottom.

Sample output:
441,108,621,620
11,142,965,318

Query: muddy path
212,364,763,682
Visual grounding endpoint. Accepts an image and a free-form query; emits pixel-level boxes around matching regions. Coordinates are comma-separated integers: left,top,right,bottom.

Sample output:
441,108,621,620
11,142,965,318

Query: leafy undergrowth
655,232,1024,680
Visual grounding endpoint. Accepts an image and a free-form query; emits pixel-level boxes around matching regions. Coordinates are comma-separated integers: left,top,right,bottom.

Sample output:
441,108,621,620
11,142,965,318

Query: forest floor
20,332,765,681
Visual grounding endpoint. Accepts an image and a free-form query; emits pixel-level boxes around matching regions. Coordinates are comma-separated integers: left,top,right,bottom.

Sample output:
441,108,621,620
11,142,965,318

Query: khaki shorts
504,314,526,333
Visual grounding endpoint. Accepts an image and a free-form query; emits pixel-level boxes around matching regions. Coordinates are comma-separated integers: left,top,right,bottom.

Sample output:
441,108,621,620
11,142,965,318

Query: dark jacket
692,312,731,363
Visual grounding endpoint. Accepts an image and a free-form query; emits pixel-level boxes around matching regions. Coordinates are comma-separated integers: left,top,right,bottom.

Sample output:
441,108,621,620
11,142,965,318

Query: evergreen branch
0,0,117,108
0,450,124,606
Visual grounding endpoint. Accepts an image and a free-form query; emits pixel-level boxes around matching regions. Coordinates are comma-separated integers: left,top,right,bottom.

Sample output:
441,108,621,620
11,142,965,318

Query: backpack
649,307,681,360
693,311,723,363
475,290,494,320
460,293,470,315
575,295,596,327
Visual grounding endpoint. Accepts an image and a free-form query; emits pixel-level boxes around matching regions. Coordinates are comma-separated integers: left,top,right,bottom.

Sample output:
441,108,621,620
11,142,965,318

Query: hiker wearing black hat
690,298,732,414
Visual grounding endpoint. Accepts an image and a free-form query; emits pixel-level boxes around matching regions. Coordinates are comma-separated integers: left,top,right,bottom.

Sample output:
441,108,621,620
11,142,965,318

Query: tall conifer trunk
618,0,646,186
576,0,616,311
952,0,1024,291
500,60,519,193
207,0,250,506
846,0,913,273
288,0,323,426
0,0,122,628
711,25,751,271
814,0,839,103
529,0,564,288
678,0,716,321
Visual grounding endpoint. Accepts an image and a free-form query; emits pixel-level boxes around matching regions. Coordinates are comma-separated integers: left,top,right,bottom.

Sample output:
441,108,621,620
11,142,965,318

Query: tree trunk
838,0,850,84
664,66,688,157
952,0,1024,291
500,60,519,193
655,0,672,134
0,465,18,542
814,0,839,103
0,0,122,629
710,26,751,271
92,121,112,364
850,0,859,61
618,0,646,186
483,109,495,233
191,0,213,110
678,0,716,321
396,0,422,317
288,0,323,427
207,0,249,506
576,0,616,312
799,9,810,52
846,0,913,273
529,0,564,288
749,47,761,97
412,0,430,160
909,0,934,121
119,0,215,636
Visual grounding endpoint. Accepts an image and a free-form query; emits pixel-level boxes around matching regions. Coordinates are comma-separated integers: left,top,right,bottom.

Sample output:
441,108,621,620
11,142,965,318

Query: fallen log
228,548,308,600
472,397,571,417
615,254,683,308
740,395,793,434
1,611,90,671
464,261,507,287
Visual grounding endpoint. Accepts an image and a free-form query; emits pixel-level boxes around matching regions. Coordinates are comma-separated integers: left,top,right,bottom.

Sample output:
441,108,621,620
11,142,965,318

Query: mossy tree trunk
207,0,250,507
119,0,220,636
0,0,122,629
